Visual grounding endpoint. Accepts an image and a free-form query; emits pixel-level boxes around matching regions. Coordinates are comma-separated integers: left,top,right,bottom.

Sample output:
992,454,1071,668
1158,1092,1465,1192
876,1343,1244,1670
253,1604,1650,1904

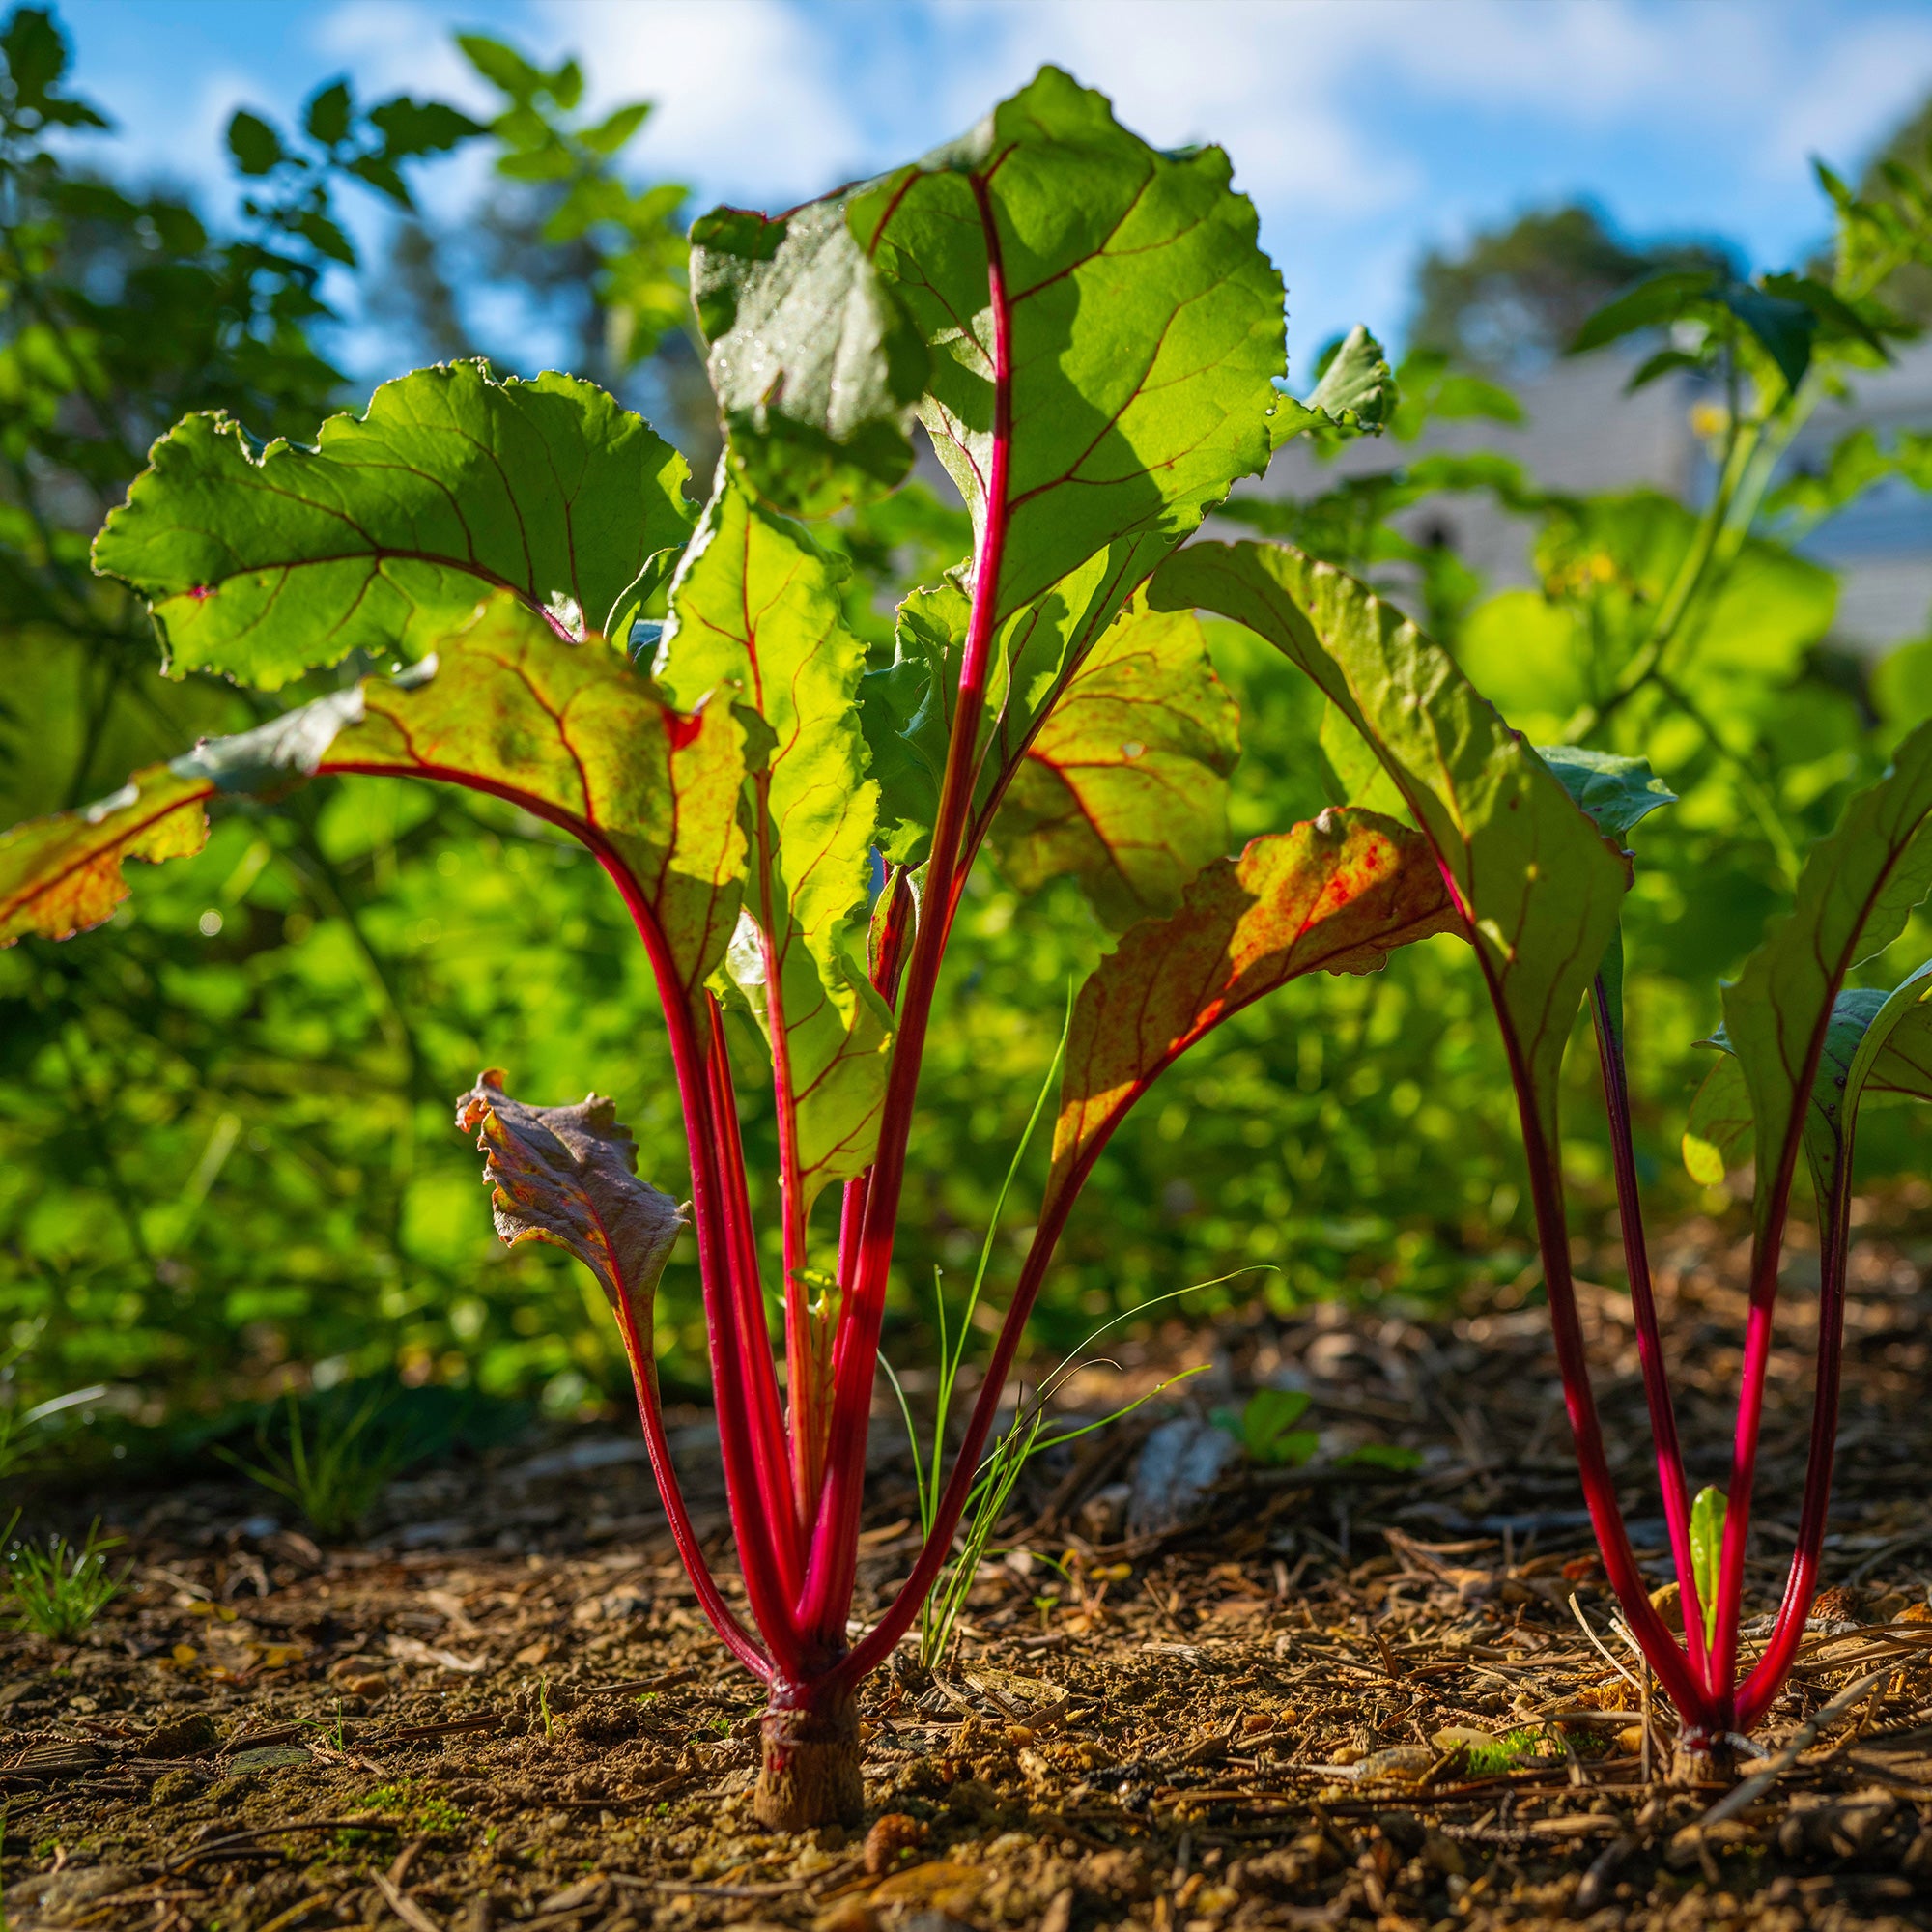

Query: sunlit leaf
1536,746,1677,838
989,597,1239,927
848,64,1284,845
690,196,927,516
655,477,892,1207
1690,1486,1725,1647
1268,324,1394,449
1683,1051,1752,1187
1043,806,1455,1219
0,597,747,1002
0,767,211,945
93,363,696,689
1689,968,1932,1202
1151,541,1628,1132
1722,718,1932,1237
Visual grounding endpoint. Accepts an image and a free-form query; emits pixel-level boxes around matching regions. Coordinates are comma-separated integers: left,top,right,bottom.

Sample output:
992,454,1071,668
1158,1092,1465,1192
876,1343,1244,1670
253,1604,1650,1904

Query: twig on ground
374,1870,443,1932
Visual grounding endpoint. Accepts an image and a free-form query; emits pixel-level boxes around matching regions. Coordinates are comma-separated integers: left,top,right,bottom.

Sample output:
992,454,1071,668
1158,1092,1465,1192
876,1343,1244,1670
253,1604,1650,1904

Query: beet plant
0,70,1456,1826
1148,535,1932,1771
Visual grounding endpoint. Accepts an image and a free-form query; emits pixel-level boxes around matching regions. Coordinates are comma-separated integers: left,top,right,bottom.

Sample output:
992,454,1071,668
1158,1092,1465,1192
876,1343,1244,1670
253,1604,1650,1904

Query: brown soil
8,1207,1932,1932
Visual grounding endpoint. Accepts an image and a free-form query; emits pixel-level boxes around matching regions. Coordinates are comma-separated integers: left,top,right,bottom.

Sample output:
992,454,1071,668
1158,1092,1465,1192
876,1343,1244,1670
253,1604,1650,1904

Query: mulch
8,1198,1932,1930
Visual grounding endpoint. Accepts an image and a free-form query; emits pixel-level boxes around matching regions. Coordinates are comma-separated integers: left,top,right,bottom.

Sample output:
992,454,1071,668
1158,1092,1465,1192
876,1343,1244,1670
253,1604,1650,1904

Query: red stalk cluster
568,189,1067,1824
1502,970,1854,1762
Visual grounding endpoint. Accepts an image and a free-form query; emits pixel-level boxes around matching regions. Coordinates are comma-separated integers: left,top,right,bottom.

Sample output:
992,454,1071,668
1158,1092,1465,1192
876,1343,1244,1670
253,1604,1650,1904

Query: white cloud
311,0,498,115
1762,18,1932,177
531,0,867,206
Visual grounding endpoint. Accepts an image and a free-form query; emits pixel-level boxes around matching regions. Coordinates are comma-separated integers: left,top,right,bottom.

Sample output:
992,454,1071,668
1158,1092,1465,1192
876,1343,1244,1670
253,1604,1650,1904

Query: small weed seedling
4,1517,125,1639
2,68,1441,1822
214,1387,412,1543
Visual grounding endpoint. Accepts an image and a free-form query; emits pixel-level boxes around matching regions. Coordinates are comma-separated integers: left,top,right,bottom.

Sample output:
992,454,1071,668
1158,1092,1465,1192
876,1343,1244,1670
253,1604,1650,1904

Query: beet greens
0,69,1453,1824
1149,539,1932,1767
2,60,1918,1806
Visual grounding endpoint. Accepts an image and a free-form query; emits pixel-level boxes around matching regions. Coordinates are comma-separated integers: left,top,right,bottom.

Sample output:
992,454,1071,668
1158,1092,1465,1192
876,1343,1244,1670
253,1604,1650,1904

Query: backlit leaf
93,362,696,689
989,597,1239,928
0,766,210,945
1151,541,1628,1132
455,1071,686,1395
656,477,892,1207
848,65,1284,837
1721,718,1932,1237
1690,1486,1725,1647
1267,324,1394,450
1043,806,1455,1220
1688,969,1932,1202
690,196,927,516
0,597,747,1003
1683,1051,1752,1187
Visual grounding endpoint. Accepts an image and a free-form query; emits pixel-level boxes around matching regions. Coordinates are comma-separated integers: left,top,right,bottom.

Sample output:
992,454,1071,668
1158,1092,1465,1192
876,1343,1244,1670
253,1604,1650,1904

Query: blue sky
59,0,1932,385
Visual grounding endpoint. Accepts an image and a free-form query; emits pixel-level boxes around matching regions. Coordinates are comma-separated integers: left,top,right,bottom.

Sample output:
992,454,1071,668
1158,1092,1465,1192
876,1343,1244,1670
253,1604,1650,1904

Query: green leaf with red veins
1686,965,1932,1201
1150,541,1629,1135
847,64,1284,828
92,361,696,689
989,595,1239,929
690,195,928,516
655,477,894,1210
1683,1051,1754,1187
1043,807,1457,1222
0,596,748,1006
455,1070,687,1395
0,765,212,945
1720,717,1932,1239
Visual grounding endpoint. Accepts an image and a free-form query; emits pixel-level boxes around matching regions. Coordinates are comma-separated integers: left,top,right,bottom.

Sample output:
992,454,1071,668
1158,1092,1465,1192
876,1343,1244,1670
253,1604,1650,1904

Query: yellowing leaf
1044,807,1454,1220
0,597,747,1004
1151,541,1628,1133
0,766,209,945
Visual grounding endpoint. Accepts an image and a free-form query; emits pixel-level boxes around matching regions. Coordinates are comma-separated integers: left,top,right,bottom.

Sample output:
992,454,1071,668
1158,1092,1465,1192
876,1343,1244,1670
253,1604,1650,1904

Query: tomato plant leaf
989,596,1239,927
1,597,748,1001
455,1070,687,1393
1043,806,1455,1219
1151,541,1629,1132
92,362,696,689
1720,718,1932,1238
690,196,928,516
656,478,893,1207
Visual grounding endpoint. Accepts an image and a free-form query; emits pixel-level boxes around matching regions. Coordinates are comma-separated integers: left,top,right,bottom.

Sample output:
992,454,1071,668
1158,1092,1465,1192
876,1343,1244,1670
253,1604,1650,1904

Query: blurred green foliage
4,6,1932,1437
